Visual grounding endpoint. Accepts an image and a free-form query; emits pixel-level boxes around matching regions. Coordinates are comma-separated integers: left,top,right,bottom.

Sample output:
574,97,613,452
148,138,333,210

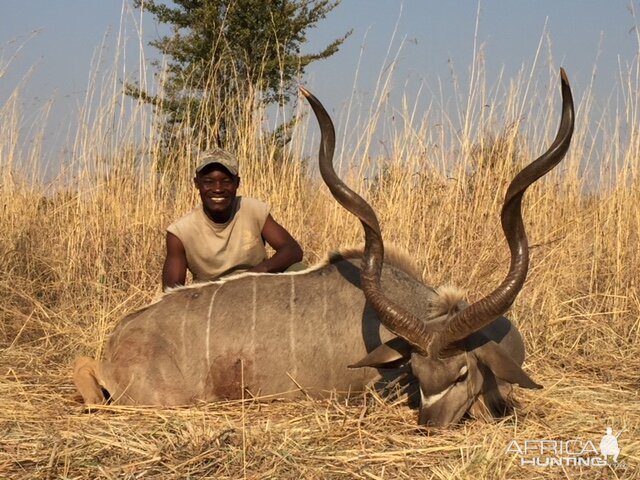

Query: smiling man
162,148,304,290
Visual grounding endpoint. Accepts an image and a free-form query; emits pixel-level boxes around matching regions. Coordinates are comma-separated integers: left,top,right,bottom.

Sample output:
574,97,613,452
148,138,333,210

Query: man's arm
248,214,303,273
162,232,188,290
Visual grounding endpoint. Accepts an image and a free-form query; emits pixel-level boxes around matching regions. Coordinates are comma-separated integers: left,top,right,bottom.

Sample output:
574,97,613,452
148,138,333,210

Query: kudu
74,69,573,426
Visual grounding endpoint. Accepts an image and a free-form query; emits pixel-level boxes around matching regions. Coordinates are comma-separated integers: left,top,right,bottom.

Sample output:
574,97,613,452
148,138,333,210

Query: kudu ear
474,341,543,389
348,337,412,369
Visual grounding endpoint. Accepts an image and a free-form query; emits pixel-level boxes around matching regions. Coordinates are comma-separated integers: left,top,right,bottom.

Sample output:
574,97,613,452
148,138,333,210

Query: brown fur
73,357,106,404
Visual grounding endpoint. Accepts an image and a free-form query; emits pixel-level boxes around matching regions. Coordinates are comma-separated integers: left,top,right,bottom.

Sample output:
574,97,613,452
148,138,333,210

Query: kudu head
301,69,574,426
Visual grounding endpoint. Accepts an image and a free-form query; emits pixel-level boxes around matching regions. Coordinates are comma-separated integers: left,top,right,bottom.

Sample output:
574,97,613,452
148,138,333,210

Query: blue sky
2,1,639,168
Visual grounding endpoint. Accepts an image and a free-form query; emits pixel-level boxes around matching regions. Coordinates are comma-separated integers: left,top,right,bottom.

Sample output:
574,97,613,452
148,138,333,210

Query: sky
2,0,640,172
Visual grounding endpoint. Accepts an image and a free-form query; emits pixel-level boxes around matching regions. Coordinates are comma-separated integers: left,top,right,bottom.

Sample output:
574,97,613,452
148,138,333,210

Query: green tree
127,0,350,149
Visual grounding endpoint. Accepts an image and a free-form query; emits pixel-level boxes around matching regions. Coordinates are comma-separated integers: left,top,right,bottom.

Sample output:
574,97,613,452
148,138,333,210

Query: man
162,148,304,290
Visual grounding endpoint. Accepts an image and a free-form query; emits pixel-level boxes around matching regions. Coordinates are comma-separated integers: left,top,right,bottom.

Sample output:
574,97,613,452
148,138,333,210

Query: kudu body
74,70,573,425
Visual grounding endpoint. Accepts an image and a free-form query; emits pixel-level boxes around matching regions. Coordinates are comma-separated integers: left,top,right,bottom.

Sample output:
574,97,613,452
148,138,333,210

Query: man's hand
248,215,303,273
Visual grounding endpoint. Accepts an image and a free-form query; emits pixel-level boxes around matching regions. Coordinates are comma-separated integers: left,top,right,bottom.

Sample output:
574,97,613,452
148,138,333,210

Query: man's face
195,165,239,221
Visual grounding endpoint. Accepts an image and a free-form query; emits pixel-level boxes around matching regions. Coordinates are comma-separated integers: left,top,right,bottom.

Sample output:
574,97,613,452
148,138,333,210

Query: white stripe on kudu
251,276,257,385
289,275,297,378
205,285,222,368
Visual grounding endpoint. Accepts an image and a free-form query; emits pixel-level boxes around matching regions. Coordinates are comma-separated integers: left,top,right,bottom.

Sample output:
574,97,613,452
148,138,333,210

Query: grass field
1,46,639,479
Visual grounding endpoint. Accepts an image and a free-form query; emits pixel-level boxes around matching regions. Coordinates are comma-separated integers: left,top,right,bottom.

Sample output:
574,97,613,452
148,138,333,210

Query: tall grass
1,28,638,478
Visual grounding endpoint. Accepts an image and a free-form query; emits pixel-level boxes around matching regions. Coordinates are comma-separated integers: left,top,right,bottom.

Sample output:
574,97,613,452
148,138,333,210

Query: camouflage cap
195,148,239,176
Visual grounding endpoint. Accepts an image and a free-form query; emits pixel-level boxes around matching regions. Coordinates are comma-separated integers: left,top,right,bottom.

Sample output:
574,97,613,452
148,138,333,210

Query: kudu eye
456,365,469,383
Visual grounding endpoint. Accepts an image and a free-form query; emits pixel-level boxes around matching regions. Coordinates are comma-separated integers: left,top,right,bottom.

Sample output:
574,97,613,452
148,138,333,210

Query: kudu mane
328,247,467,321
326,245,422,280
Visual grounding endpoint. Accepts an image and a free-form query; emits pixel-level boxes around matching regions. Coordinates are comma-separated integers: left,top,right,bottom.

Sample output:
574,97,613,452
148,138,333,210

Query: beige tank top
167,196,270,282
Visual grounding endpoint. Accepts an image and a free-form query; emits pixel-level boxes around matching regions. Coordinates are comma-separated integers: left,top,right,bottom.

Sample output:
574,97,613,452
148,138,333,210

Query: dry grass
1,35,639,478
